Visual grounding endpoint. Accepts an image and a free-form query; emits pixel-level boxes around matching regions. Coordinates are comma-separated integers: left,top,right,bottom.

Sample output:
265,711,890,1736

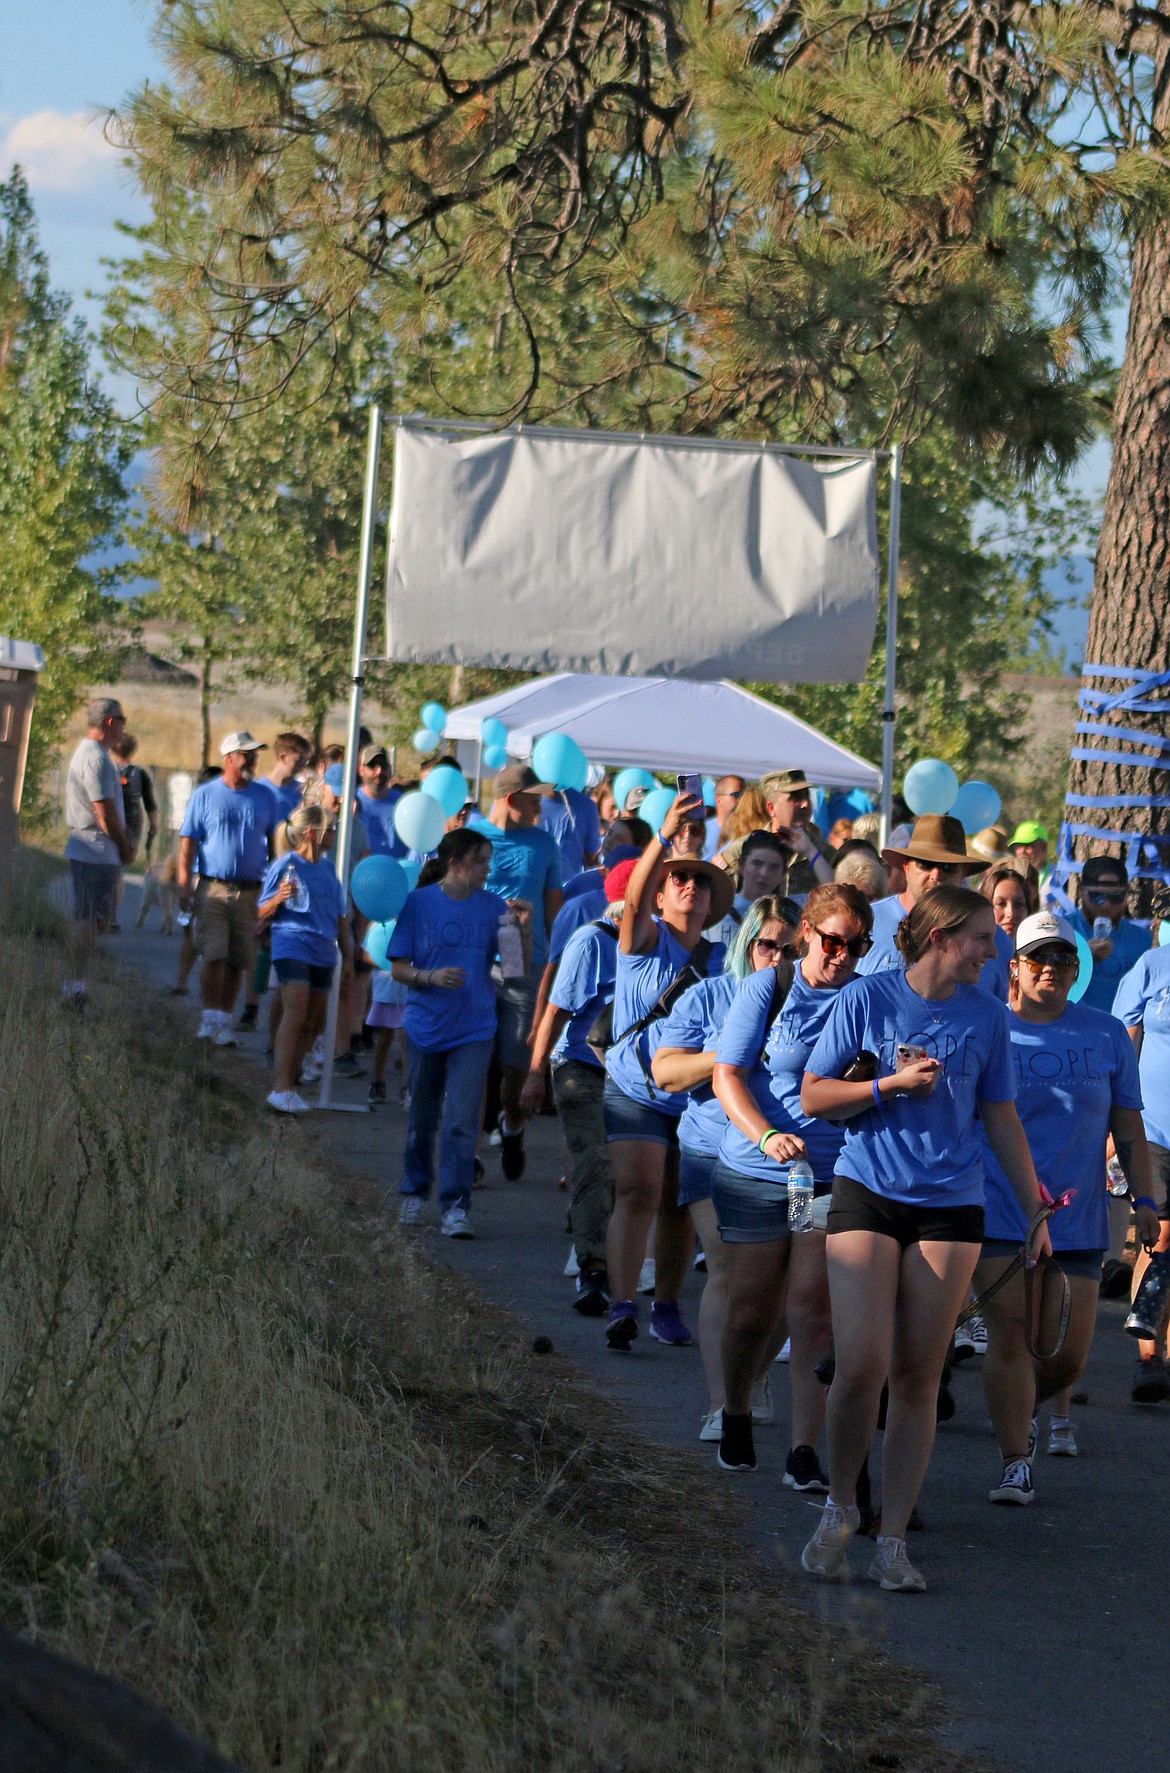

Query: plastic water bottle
498,912,525,980
1092,915,1112,941
283,861,310,913
787,1159,815,1233
1106,1156,1129,1197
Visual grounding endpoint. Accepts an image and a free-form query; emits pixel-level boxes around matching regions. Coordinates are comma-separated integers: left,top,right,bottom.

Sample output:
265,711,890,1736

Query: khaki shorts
194,879,260,972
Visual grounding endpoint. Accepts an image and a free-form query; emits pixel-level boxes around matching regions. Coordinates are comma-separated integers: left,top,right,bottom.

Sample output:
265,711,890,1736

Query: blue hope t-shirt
1067,909,1150,1012
387,884,507,1051
549,888,608,964
1113,946,1170,1149
539,787,601,883
657,973,738,1154
717,965,853,1190
606,920,705,1116
856,892,1009,999
550,920,618,1070
806,969,1015,1206
261,853,346,967
481,823,563,968
981,1001,1141,1248
180,778,275,880
357,788,406,858
255,776,303,823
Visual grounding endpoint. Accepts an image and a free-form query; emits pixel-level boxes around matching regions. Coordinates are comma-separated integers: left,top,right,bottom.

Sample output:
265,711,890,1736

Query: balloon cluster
902,759,1001,834
412,700,447,755
481,715,509,772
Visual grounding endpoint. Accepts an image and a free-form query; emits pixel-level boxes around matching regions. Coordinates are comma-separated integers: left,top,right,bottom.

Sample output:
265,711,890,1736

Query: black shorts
1150,1142,1170,1218
827,1174,985,1249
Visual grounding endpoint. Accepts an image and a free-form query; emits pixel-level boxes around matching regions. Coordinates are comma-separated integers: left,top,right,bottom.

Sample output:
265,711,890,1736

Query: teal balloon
412,726,439,754
640,786,676,832
903,758,959,816
950,779,1001,835
422,765,469,816
420,701,447,734
1067,932,1094,1004
481,717,508,749
701,776,717,806
483,744,508,771
613,767,655,810
350,855,409,923
533,731,588,792
399,859,422,889
1159,918,1170,948
393,790,446,854
363,920,397,971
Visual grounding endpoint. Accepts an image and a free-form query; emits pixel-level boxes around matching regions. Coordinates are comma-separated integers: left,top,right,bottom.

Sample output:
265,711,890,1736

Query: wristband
656,827,671,849
758,1128,779,1153
871,1078,884,1108
1131,1195,1157,1211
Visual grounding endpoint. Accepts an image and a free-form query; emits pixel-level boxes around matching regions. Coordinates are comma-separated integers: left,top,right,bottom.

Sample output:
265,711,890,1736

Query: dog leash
957,1187,1073,1361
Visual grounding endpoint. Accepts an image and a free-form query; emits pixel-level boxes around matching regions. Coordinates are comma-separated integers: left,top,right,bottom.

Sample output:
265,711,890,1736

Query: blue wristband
1132,1195,1157,1211
871,1079,884,1108
656,828,671,849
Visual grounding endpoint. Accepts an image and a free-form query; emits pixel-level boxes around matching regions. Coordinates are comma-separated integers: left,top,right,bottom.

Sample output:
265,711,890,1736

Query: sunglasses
910,859,966,877
1018,950,1078,975
813,926,873,959
753,937,798,959
1084,889,1126,904
666,869,711,891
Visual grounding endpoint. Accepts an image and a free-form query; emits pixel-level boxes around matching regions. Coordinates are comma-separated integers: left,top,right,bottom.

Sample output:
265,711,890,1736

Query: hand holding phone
676,772,704,803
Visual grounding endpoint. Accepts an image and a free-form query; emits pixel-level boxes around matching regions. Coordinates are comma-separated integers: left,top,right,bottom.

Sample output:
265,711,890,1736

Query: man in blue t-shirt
539,785,601,883
1067,855,1150,1013
356,743,406,857
178,731,277,1044
479,762,564,1178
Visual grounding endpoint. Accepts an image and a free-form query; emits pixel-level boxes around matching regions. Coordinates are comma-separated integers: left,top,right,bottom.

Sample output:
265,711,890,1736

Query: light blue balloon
412,726,439,754
1159,918,1170,948
533,731,588,793
640,786,676,833
701,776,717,807
612,767,656,810
420,701,447,734
483,744,509,772
950,779,1001,835
903,758,959,817
350,855,409,923
422,764,469,816
363,919,397,971
393,790,446,854
481,717,508,750
1067,931,1094,1004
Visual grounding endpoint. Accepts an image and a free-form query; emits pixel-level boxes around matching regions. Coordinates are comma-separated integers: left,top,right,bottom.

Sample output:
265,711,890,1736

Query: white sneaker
299,1059,322,1083
310,1036,325,1066
637,1257,656,1295
801,1500,860,1579
563,1247,581,1278
869,1535,927,1592
214,1023,238,1047
953,1321,978,1362
751,1376,774,1422
699,1407,723,1444
266,1089,310,1114
488,1126,503,1147
196,1011,215,1040
989,1457,1035,1505
398,1196,424,1226
967,1312,988,1354
441,1206,474,1238
774,1338,791,1363
1047,1422,1078,1457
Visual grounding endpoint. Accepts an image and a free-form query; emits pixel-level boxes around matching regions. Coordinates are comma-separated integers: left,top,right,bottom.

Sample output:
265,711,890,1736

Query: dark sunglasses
1084,888,1126,904
1018,950,1079,975
666,868,711,891
913,860,966,877
753,936,798,959
813,925,873,959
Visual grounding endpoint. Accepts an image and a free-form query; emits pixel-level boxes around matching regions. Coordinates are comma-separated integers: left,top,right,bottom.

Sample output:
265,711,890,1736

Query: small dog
136,854,178,934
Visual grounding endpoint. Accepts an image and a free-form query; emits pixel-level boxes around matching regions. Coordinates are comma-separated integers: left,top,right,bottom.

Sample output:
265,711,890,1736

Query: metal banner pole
318,404,382,1112
880,443,903,846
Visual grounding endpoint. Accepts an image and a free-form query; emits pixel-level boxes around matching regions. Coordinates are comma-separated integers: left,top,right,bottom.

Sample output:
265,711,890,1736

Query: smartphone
896,1043,929,1070
676,771,704,802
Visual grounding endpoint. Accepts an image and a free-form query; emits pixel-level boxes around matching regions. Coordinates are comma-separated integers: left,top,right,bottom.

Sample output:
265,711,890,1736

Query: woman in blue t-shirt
603,790,735,1353
977,914,1158,1499
710,882,873,1483
651,895,800,1444
798,885,1051,1594
258,804,352,1116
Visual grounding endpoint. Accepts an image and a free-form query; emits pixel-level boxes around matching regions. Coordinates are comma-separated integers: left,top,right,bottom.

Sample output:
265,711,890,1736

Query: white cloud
0,108,119,193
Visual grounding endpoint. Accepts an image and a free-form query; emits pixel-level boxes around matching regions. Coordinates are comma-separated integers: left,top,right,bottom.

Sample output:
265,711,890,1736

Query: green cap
1009,821,1048,846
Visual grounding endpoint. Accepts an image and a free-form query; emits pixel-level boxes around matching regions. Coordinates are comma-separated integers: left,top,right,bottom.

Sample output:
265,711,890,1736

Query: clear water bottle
283,861,310,913
1092,915,1112,941
1106,1155,1129,1196
787,1159,815,1233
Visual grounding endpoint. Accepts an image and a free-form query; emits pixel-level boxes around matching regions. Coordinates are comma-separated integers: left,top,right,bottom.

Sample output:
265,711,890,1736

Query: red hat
605,857,639,902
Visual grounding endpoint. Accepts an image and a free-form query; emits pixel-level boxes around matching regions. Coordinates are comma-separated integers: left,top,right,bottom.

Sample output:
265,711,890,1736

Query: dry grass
0,851,986,1773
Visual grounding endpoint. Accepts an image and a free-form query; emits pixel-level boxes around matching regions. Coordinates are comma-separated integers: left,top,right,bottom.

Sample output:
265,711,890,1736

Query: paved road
118,888,1169,1770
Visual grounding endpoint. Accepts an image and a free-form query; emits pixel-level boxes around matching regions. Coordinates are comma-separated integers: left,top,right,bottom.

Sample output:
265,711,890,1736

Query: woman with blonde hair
978,862,1038,943
715,785,771,872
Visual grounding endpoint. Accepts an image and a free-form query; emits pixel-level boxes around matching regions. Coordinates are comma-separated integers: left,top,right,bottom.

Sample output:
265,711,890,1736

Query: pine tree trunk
1065,56,1170,910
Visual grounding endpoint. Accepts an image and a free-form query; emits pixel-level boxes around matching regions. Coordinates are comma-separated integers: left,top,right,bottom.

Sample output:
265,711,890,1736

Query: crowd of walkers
62,702,1170,1593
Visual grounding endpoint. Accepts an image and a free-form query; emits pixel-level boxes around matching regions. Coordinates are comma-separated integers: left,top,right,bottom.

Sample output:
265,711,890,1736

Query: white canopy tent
444,673,879,791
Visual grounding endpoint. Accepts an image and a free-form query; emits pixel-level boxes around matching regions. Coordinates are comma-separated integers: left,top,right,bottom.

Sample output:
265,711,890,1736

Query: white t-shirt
64,738,124,866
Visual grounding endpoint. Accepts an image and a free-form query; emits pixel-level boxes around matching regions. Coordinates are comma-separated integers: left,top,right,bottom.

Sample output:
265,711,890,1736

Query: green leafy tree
0,169,131,818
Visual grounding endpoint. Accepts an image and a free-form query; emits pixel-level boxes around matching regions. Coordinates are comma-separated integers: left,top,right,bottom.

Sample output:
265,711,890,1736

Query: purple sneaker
606,1300,639,1352
649,1300,693,1346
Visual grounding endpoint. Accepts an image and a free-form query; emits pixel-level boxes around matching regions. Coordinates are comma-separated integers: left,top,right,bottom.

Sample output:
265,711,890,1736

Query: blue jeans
401,1038,493,1211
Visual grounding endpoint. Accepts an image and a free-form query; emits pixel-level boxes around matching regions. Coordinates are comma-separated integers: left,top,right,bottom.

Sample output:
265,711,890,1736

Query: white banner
385,425,879,683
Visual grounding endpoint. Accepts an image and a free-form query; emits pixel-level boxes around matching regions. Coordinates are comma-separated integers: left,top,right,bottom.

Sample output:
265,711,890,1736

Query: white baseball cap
1015,911,1077,957
219,730,267,757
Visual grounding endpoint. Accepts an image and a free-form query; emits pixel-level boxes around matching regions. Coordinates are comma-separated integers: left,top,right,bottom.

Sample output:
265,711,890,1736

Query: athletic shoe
637,1257,656,1295
299,1059,321,1084
310,1036,325,1066
699,1407,723,1444
488,1126,503,1147
214,1023,238,1047
649,1300,693,1346
573,1269,609,1317
952,1321,978,1363
967,1312,988,1354
441,1206,474,1238
774,1338,791,1363
869,1536,927,1592
716,1411,757,1472
784,1445,830,1492
1132,1355,1170,1403
989,1458,1034,1505
237,1004,258,1032
498,1113,525,1180
334,1052,367,1079
606,1300,638,1352
751,1376,774,1422
398,1196,424,1227
563,1247,581,1278
196,1011,215,1040
266,1089,311,1114
368,1079,387,1105
1047,1423,1078,1457
801,1500,861,1579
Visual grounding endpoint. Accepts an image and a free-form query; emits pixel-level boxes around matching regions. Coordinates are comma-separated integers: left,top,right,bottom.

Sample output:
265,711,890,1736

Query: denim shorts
710,1158,792,1244
981,1237,1104,1282
678,1146,718,1206
273,957,335,991
603,1078,680,1148
493,968,539,1071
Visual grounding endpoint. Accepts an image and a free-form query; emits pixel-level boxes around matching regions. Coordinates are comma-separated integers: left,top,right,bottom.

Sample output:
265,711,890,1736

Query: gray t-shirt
64,737,124,866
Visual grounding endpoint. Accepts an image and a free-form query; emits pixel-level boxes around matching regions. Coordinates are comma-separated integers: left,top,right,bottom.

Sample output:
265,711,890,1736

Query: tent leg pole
318,404,383,1113
880,442,903,846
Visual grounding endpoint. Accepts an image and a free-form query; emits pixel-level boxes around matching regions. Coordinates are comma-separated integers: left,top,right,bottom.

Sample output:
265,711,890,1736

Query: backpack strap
612,937,713,1057
590,919,619,941
757,968,789,1064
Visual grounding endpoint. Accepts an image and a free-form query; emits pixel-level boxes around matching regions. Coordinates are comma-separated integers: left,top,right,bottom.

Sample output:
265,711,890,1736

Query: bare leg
201,958,226,1012
652,1149,690,1304
822,1230,901,1507
722,1240,790,1416
1034,1278,1100,1405
274,981,310,1092
372,1028,393,1085
977,1258,1032,1460
217,963,242,1015
689,1199,731,1411
786,1229,832,1448
606,1140,666,1302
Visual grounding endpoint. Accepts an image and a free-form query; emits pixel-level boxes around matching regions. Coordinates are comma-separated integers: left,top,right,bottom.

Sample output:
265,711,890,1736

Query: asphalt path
114,885,1170,1771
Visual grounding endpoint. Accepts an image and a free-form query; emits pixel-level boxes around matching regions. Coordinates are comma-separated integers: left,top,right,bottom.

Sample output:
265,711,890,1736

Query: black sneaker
784,1444,829,1492
573,1268,610,1317
334,1052,367,1079
717,1412,757,1473
498,1114,526,1180
1132,1355,1170,1404
368,1079,387,1106
237,1004,259,1032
